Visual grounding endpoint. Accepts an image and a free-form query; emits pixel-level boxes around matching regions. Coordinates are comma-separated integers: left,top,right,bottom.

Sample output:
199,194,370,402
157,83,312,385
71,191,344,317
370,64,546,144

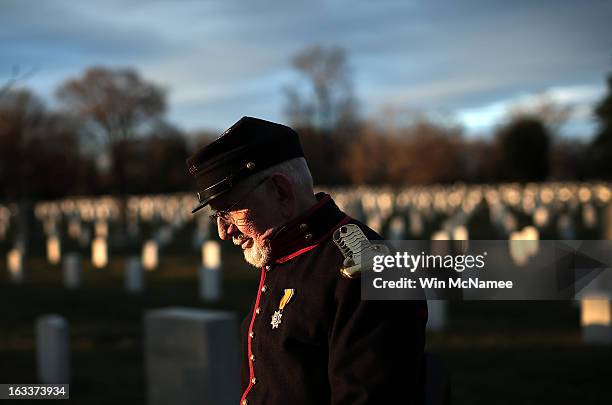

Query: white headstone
142,240,158,271
43,219,57,236
431,230,450,241
155,226,173,248
582,204,597,229
502,212,518,234
95,221,108,238
125,256,144,293
426,300,448,332
580,297,612,345
36,314,70,383
409,210,424,237
62,253,81,289
128,219,140,238
91,237,108,268
431,230,451,257
47,236,61,265
199,267,221,302
200,241,221,301
557,214,576,240
533,206,550,228
202,241,221,269
522,226,540,258
79,228,91,247
67,218,82,239
144,308,240,405
7,248,23,283
452,225,469,241
366,215,382,234
604,203,612,240
0,220,8,240
387,216,406,240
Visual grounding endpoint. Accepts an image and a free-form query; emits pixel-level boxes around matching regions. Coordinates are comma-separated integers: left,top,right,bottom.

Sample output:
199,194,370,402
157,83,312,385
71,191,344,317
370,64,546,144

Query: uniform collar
270,192,349,264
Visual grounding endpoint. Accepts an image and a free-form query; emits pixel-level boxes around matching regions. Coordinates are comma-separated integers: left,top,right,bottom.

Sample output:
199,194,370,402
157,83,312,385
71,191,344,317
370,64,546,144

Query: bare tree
284,46,358,132
56,67,166,242
0,65,37,99
56,66,166,196
0,89,45,200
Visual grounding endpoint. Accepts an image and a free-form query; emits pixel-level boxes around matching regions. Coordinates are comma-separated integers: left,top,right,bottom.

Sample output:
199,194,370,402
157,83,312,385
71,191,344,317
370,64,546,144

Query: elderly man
187,117,428,405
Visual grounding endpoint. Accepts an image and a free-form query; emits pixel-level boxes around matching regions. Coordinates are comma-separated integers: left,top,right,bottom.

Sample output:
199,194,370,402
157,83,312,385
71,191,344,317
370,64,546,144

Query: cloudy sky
2,0,611,137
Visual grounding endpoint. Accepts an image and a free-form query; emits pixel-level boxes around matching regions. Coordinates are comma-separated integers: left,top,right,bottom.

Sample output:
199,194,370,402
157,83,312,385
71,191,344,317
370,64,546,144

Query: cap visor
191,202,207,214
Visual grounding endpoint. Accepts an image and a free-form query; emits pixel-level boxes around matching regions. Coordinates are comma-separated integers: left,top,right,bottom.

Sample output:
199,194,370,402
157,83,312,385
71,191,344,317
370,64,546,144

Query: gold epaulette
332,224,389,279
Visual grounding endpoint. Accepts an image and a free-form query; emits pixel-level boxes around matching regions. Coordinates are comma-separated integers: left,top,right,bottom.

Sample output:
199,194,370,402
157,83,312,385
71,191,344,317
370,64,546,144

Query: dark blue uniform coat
240,193,427,405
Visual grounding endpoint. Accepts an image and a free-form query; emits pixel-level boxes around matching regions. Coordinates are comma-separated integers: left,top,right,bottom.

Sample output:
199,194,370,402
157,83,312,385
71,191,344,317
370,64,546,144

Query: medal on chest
271,288,295,329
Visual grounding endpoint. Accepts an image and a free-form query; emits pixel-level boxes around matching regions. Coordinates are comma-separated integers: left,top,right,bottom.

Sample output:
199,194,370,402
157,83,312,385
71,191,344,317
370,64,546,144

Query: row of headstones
35,299,612,404
331,183,611,221
488,199,602,240
31,195,208,270
31,202,210,273
26,183,612,239
34,194,197,235
5,241,223,301
37,198,590,271
385,214,607,267
63,207,209,245
355,189,477,239
26,183,609,249
370,193,609,243
38,215,182,248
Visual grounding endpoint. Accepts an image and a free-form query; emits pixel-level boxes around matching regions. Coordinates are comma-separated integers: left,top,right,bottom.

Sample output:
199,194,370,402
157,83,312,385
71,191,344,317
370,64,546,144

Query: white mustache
233,234,247,246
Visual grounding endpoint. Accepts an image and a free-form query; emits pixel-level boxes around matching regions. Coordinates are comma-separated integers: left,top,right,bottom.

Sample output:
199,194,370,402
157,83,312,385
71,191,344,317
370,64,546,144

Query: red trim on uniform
275,244,319,264
240,267,267,404
274,216,351,264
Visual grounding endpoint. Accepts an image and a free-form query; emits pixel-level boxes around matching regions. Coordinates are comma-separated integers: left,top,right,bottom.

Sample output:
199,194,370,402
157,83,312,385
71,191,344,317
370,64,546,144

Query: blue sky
1,0,611,137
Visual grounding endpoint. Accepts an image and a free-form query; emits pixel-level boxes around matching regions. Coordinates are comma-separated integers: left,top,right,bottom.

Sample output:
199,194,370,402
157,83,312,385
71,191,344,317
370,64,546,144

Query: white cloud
456,84,606,136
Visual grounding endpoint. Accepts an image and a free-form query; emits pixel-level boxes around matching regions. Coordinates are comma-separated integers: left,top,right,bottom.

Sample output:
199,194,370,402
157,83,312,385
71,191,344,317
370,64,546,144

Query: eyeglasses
209,176,270,223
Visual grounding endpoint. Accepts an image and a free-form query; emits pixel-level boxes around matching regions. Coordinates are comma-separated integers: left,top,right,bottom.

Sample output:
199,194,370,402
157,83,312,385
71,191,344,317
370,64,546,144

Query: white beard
243,239,272,268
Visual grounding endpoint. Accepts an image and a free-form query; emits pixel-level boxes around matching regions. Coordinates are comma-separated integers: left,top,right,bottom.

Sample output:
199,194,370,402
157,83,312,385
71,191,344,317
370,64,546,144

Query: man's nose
217,217,238,240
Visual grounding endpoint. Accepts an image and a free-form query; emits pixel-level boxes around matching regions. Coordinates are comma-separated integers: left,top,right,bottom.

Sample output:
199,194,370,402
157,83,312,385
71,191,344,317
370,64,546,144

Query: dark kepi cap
186,116,304,213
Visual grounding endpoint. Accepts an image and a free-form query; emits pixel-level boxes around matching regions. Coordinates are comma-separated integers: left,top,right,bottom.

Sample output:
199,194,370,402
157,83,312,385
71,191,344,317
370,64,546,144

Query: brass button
265,265,271,271
255,307,261,315
249,331,254,339
299,223,308,231
261,285,267,293
249,354,255,361
304,233,313,241
251,377,257,385
246,161,256,170
242,400,248,405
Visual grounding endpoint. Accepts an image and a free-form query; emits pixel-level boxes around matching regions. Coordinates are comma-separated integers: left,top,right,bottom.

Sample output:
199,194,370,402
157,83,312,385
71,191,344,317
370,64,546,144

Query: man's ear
269,173,295,218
